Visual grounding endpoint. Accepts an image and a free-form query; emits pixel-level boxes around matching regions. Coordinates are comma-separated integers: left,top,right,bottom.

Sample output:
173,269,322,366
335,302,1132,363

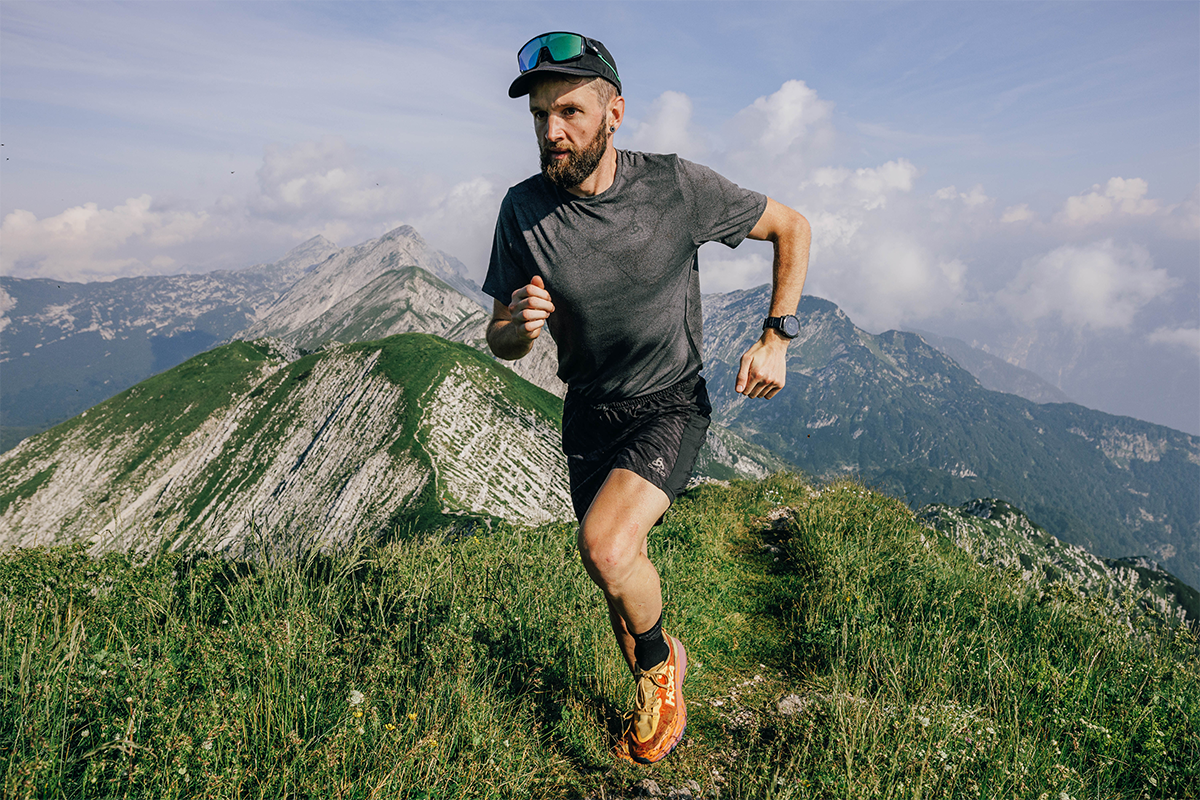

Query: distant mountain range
0,235,340,450
702,286,1198,587
2,226,1196,589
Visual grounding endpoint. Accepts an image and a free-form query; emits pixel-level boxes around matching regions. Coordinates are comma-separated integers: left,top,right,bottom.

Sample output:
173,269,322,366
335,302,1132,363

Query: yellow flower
408,712,417,721
385,723,395,731
353,711,362,718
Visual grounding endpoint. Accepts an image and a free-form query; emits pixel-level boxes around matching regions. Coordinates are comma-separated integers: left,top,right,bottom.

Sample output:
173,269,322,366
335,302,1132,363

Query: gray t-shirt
483,150,767,401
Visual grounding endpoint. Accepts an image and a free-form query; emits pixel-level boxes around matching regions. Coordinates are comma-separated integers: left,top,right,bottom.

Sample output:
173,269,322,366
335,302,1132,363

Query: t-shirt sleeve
676,157,768,249
481,192,530,305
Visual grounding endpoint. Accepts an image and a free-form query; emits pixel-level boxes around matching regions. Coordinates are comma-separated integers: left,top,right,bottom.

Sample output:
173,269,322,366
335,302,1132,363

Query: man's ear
608,95,625,133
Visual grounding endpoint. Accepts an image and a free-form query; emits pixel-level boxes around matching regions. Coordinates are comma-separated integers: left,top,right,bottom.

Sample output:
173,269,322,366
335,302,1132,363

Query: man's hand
736,329,790,398
738,197,810,400
486,275,555,360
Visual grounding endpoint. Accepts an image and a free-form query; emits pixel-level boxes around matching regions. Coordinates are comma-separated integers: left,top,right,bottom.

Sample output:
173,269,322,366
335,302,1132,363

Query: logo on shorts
649,457,668,476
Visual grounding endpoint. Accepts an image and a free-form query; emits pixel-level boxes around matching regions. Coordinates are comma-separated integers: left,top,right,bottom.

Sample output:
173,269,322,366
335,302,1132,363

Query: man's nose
544,115,565,142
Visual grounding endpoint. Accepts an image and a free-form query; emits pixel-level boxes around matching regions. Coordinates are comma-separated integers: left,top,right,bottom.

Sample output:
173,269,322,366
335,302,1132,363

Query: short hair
591,77,619,106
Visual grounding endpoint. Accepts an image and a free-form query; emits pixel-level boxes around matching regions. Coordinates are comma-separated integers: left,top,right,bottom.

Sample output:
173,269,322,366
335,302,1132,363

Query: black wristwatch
763,314,800,339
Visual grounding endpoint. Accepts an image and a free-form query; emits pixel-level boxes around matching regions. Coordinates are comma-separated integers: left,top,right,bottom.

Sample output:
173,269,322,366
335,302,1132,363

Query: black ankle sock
632,614,670,671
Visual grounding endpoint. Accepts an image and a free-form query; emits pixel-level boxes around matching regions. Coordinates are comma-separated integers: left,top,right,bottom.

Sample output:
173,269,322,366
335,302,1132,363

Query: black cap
509,34,621,99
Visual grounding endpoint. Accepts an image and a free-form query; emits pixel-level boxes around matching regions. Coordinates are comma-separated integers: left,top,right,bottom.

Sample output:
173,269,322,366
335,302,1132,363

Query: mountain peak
381,225,424,245
286,235,337,257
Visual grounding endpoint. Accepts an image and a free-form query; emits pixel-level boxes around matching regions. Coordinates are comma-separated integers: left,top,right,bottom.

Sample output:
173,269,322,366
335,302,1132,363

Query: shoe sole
631,634,688,765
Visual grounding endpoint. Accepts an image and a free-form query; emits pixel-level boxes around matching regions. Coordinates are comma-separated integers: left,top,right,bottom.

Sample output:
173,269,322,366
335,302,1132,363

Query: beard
540,123,608,189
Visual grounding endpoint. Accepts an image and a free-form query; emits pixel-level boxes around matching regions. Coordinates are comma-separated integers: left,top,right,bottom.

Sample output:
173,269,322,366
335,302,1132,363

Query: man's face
529,78,611,189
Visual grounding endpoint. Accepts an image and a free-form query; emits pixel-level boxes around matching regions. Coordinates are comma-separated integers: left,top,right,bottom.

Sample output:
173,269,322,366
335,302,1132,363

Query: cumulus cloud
0,286,15,334
1001,203,1034,223
1000,240,1176,330
934,185,989,207
1058,177,1160,225
698,248,773,295
624,90,709,161
1160,185,1200,239
725,80,835,190
1148,326,1200,355
0,195,209,281
805,159,919,211
829,236,968,330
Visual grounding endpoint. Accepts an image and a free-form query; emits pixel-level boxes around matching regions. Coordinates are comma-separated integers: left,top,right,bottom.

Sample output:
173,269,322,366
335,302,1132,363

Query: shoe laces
632,661,671,718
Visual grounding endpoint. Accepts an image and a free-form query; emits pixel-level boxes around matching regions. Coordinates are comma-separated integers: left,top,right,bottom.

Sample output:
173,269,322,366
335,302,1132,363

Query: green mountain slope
0,334,572,554
703,287,1200,587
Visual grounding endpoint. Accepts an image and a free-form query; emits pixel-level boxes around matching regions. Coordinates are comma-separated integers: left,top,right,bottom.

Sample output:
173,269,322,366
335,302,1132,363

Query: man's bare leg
605,537,649,673
577,468,670,672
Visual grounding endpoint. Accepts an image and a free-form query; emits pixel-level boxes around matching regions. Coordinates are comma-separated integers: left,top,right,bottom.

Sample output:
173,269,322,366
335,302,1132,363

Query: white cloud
698,247,773,295
1160,185,1200,239
846,237,967,328
724,80,836,192
0,286,15,334
732,79,834,156
624,91,709,161
1058,177,1160,225
1148,326,1200,355
935,184,989,207
409,177,504,280
0,195,209,281
803,159,919,211
1001,240,1176,330
1001,204,1034,223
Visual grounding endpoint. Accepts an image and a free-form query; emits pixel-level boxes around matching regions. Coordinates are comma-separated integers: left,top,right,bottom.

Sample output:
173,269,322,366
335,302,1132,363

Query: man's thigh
582,468,672,549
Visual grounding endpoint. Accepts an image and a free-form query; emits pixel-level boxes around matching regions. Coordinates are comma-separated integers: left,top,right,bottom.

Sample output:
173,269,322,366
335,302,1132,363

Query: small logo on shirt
649,457,668,476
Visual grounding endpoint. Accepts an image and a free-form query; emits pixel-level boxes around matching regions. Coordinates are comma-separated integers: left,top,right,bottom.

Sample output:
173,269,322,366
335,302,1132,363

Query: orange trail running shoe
624,633,687,764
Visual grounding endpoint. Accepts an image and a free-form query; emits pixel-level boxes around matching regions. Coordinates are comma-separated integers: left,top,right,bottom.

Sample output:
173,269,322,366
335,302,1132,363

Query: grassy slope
2,475,1196,799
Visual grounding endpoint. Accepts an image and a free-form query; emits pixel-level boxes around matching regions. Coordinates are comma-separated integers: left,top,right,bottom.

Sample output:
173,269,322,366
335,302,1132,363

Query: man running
484,31,810,764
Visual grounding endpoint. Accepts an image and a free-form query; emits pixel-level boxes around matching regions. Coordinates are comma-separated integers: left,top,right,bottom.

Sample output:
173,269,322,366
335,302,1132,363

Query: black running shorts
562,376,712,523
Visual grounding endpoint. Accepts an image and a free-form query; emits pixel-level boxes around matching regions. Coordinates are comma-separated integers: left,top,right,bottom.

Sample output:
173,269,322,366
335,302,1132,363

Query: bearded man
484,32,811,765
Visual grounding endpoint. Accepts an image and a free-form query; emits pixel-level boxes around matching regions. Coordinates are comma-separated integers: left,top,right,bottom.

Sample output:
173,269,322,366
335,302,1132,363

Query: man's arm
736,197,811,399
487,275,556,360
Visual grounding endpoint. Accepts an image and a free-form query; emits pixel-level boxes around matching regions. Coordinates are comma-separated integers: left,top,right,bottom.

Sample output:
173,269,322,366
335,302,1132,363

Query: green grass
2,475,1196,798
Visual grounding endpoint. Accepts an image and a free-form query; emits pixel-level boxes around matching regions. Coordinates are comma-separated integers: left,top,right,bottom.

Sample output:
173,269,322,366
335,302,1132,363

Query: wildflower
202,739,213,751
353,710,362,718
385,723,395,731
408,712,417,721
356,726,365,735
348,690,364,706
919,716,931,728
80,730,90,739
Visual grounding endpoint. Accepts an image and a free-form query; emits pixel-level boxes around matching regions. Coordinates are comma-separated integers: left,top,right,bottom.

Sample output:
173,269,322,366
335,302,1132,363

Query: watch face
782,315,801,338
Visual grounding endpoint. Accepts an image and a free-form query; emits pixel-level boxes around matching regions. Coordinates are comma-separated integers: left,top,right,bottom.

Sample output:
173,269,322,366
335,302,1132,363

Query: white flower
202,739,213,751
348,690,364,706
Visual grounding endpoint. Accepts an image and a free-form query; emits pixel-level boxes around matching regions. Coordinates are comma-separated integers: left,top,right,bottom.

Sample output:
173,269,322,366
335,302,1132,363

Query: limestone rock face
0,335,570,556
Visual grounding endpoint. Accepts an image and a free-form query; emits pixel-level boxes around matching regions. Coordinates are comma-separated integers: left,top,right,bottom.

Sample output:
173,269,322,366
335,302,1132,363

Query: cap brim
508,64,617,98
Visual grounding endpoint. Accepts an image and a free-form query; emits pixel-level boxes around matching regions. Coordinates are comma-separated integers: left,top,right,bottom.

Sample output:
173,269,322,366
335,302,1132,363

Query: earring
609,126,615,132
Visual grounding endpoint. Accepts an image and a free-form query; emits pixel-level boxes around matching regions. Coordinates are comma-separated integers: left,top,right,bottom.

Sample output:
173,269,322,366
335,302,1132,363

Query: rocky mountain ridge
919,498,1198,631
0,335,572,555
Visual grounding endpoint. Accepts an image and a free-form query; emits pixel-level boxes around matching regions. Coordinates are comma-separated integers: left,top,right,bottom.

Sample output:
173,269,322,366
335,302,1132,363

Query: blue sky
1,1,1198,431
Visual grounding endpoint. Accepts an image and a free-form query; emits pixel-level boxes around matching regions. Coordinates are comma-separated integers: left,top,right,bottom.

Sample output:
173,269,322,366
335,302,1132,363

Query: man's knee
577,518,640,586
